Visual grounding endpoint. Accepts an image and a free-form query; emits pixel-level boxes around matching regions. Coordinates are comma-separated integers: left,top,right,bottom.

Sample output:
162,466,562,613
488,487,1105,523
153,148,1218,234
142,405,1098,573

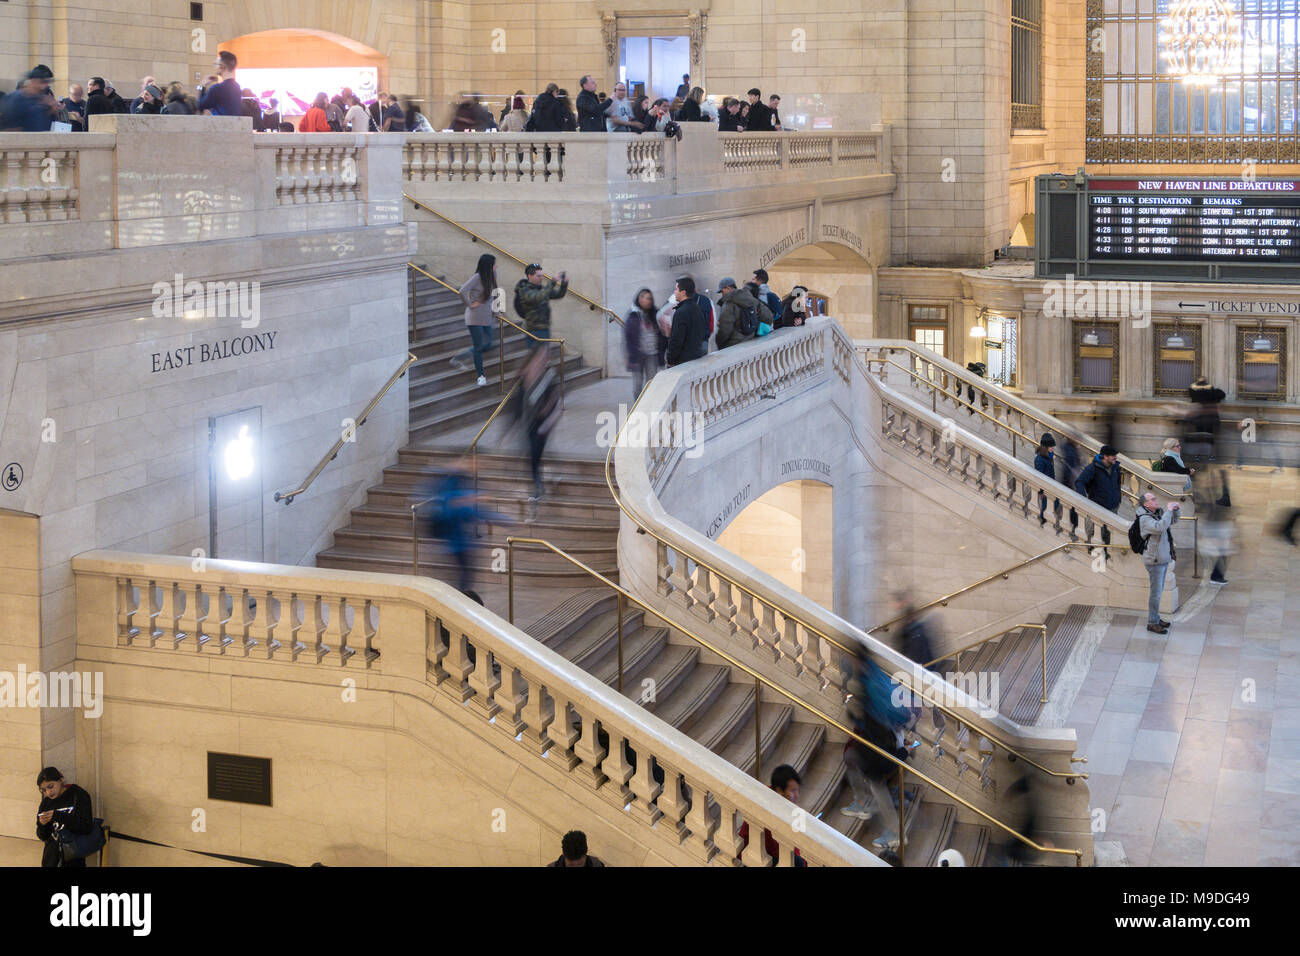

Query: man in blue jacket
1075,444,1122,545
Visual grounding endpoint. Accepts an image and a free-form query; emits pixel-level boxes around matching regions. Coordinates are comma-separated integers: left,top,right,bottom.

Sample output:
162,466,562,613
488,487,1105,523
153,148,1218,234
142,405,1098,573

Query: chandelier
1160,0,1243,85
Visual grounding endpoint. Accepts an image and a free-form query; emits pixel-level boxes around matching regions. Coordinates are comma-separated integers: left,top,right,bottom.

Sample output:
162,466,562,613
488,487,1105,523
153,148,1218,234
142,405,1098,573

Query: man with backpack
715,276,769,349
750,269,784,326
514,264,568,340
1133,491,1179,634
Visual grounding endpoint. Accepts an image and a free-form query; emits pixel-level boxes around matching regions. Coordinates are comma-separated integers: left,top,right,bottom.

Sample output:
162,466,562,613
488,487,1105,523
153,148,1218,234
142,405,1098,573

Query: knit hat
1099,444,1118,457
1040,433,1056,447
145,84,163,99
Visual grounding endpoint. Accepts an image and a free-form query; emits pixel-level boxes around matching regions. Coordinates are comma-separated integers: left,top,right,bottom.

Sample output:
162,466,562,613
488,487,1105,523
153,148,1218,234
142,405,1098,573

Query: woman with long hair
298,92,331,132
624,288,667,400
453,254,499,386
678,86,705,122
777,285,809,329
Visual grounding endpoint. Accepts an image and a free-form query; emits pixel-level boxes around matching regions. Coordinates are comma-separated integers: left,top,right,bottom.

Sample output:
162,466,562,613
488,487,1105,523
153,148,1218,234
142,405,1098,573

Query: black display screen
1087,178,1300,263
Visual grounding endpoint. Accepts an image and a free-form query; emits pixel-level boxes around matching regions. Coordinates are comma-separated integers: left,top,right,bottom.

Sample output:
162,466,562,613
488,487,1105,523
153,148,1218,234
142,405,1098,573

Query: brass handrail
863,351,1191,505
404,194,625,327
407,261,568,401
926,623,1052,708
603,385,1089,785
273,351,416,504
506,535,1084,866
409,379,521,576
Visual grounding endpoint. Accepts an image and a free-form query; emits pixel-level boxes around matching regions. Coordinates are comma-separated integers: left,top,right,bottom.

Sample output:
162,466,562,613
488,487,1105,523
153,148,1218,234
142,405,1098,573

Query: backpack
734,303,759,338
1127,515,1147,554
764,291,784,324
1149,457,1164,472
513,280,530,320
326,103,345,132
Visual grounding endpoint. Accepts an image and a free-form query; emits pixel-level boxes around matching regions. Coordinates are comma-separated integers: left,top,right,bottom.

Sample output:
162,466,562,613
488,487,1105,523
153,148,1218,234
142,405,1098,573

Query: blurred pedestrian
624,288,666,400
518,343,564,520
841,643,914,851
421,456,508,593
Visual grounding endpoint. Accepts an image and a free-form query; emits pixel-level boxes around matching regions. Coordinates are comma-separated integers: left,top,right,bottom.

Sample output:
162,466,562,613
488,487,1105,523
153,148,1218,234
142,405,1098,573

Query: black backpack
735,303,759,337
513,280,530,320
1127,515,1147,554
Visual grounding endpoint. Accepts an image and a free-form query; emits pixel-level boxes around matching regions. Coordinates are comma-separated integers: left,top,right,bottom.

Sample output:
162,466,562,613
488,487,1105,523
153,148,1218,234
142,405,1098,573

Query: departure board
1087,178,1300,263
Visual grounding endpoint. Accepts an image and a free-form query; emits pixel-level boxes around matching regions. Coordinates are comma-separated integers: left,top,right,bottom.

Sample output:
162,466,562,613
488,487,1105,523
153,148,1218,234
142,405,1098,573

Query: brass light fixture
1161,0,1243,86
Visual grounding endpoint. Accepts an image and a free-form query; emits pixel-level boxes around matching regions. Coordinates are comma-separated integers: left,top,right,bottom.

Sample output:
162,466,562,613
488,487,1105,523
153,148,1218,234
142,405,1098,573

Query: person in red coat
298,92,331,132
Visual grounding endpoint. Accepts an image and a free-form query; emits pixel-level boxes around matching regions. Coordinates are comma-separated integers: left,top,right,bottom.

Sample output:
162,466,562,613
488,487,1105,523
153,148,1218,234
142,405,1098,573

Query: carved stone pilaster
688,10,707,65
602,12,618,67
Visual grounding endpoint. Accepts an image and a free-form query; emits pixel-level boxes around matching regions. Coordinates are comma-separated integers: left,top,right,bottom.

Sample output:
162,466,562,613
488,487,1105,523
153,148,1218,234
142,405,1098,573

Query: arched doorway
715,480,834,611
220,29,387,118
765,240,875,339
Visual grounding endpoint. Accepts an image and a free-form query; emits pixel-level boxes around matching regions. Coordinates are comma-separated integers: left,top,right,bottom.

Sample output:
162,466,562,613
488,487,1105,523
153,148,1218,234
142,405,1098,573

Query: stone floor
1063,466,1300,866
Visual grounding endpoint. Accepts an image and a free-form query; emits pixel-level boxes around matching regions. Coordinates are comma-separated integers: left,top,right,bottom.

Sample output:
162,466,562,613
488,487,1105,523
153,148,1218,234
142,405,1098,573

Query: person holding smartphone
1137,492,1180,635
35,767,94,868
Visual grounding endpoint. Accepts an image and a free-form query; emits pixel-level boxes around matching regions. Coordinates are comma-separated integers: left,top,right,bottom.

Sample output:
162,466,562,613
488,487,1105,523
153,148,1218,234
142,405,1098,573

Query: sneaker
871,834,902,851
525,496,539,522
842,802,873,820
476,375,487,386
1146,623,1168,634
1210,576,1228,585
449,355,468,372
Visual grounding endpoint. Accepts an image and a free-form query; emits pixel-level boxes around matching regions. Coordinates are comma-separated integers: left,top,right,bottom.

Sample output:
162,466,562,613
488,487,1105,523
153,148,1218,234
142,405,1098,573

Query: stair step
721,702,795,777
315,549,617,584
649,662,731,730
1007,604,1092,725
899,801,956,867
943,822,991,867
399,448,609,478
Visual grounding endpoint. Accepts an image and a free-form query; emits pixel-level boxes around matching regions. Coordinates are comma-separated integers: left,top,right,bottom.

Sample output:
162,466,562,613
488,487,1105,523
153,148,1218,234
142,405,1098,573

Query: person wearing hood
749,269,784,325
624,288,668,400
498,94,530,131
715,277,769,350
132,83,164,114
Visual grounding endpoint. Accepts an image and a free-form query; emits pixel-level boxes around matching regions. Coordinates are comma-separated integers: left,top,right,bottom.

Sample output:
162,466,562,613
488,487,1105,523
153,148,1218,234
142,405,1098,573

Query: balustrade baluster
666,551,693,609
598,731,634,809
304,595,329,661
436,144,451,181
490,143,505,179
571,711,608,790
733,590,761,650
24,152,49,222
713,578,737,636
548,694,581,771
518,145,533,180
177,582,210,651
450,144,465,180
655,763,690,841
688,565,716,623
466,637,501,720
682,776,717,862
504,145,519,180
518,671,553,755
493,662,526,739
155,582,181,648
323,596,352,662
246,588,275,656
118,578,139,644
477,143,492,180
441,623,475,702
626,744,663,825
754,603,781,663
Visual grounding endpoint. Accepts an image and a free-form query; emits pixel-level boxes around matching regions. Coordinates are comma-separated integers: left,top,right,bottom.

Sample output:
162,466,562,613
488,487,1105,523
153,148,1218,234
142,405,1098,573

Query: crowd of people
446,74,785,135
1,54,430,133
4,58,784,135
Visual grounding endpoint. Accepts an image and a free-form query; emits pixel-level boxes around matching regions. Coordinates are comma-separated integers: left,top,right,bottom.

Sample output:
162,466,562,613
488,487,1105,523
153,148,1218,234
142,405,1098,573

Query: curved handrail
506,534,1083,865
273,352,416,504
859,341,1189,502
404,193,624,326
867,542,1126,634
604,372,1090,786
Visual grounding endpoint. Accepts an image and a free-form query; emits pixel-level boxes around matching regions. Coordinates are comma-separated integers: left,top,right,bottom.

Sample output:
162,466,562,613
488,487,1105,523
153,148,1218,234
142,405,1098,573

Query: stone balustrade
73,551,878,867
613,321,1105,840
401,127,890,198
858,341,1189,512
0,119,403,268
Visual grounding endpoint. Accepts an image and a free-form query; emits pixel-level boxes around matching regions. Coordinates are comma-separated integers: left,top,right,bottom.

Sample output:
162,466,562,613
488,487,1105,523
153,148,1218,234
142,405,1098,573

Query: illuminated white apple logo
224,425,255,481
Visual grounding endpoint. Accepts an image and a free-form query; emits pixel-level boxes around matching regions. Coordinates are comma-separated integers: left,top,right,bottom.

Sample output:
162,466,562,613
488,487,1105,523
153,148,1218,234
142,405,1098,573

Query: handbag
57,818,107,862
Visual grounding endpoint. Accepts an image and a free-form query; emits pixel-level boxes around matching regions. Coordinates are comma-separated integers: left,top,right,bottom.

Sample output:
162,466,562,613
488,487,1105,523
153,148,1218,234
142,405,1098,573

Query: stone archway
765,239,876,339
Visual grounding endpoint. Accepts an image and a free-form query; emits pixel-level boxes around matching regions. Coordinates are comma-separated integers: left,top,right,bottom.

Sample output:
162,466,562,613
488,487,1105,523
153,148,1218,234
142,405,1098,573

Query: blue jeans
1147,562,1168,625
455,325,495,377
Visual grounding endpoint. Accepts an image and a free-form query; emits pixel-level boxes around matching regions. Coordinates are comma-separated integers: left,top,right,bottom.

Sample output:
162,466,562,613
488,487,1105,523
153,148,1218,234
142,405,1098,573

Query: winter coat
515,277,568,334
1137,506,1176,566
665,298,709,367
624,308,668,367
1075,455,1122,511
715,286,769,349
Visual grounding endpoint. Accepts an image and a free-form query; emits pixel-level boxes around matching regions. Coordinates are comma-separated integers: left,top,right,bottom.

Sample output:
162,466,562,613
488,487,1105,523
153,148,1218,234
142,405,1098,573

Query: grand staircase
317,273,1099,866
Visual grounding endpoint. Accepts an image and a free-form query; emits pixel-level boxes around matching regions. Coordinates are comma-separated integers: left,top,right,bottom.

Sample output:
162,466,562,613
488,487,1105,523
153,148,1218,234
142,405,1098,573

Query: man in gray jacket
1138,491,1180,634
